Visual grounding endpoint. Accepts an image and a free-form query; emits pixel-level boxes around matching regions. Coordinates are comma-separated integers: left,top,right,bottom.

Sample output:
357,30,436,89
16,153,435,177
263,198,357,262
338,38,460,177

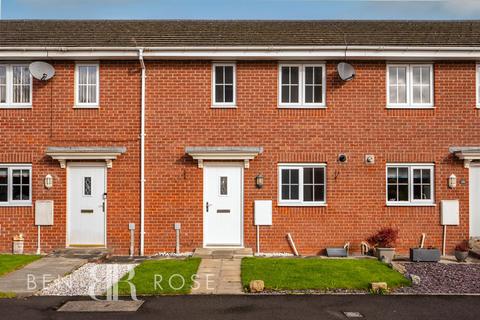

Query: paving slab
0,257,86,297
57,300,144,312
191,258,244,295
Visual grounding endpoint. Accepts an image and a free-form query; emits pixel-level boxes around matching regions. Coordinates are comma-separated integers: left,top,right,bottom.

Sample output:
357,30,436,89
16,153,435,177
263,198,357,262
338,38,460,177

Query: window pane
421,67,430,85
389,86,397,104
224,85,233,103
281,67,290,85
0,186,6,202
389,67,397,85
21,186,29,200
79,67,88,85
290,85,299,103
84,177,92,196
290,67,299,84
413,169,421,184
220,176,228,195
281,85,290,103
314,67,322,85
413,185,422,200
281,169,290,184
304,185,313,202
224,66,233,84
398,184,409,201
88,84,96,103
387,168,397,183
290,169,299,184
215,84,224,103
422,185,431,200
305,86,313,103
12,170,21,184
215,66,224,84
422,169,431,184
79,85,87,103
281,185,289,200
313,85,322,103
398,85,406,103
0,168,7,185
397,67,406,85
413,86,421,104
88,66,97,85
412,67,421,84
304,168,313,184
12,186,21,200
314,168,324,184
398,168,408,184
314,185,325,202
305,67,313,84
421,86,430,103
290,185,299,200
0,66,6,103
387,185,397,201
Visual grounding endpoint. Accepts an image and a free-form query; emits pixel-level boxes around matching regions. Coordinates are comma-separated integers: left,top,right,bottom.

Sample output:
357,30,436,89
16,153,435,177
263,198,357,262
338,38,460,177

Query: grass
0,254,41,277
0,292,16,299
116,258,201,295
242,257,410,291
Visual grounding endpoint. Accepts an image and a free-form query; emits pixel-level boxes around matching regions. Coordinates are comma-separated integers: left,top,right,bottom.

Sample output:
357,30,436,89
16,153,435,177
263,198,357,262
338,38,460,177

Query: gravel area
395,262,480,294
254,252,295,257
154,252,193,258
39,263,138,296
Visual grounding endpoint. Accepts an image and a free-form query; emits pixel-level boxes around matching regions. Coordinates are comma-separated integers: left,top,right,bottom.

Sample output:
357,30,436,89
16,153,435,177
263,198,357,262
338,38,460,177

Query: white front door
470,166,480,237
203,163,243,247
68,164,106,246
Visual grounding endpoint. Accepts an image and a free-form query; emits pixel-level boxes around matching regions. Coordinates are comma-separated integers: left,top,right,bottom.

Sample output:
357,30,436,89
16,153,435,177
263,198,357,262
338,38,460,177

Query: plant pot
376,248,395,263
410,248,441,262
455,250,469,262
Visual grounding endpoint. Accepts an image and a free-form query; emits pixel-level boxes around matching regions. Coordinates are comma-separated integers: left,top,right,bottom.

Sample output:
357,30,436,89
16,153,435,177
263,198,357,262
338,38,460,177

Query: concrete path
191,258,243,294
0,257,86,297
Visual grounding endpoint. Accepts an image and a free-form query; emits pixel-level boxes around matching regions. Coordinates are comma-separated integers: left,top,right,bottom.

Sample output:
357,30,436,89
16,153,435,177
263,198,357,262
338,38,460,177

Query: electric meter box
254,200,272,226
441,200,459,226
35,200,54,226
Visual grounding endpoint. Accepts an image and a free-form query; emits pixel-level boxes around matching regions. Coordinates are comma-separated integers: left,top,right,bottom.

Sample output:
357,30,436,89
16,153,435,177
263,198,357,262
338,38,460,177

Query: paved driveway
0,295,478,319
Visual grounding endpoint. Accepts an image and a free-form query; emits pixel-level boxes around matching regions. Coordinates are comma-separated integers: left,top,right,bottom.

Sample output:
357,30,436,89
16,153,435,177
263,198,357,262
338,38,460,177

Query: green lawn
242,258,410,291
0,254,41,277
116,258,201,295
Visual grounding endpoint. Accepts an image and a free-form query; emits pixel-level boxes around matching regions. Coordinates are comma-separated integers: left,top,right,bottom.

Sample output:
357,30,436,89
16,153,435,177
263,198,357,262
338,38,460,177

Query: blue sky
2,0,480,20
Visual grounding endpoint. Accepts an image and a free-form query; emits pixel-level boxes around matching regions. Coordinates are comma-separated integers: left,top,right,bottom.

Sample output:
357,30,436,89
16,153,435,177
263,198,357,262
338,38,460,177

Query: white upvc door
67,163,106,246
203,163,243,247
470,166,480,238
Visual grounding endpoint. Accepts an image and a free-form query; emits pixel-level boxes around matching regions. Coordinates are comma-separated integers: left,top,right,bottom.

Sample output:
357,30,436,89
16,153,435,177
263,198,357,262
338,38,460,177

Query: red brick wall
0,61,141,255
143,60,475,255
0,59,476,256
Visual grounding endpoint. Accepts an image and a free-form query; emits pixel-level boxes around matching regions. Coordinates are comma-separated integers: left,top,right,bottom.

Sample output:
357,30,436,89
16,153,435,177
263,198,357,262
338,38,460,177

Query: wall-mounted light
448,174,457,189
255,174,264,189
44,174,53,189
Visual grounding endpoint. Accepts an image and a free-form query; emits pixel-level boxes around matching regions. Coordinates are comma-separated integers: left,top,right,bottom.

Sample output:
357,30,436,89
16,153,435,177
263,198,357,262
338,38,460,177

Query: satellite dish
29,62,55,81
337,62,355,81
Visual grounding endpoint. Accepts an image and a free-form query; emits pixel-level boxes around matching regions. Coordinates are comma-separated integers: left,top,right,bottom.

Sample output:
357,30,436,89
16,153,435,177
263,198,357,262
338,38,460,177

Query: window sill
211,105,237,109
386,106,435,110
386,203,436,207
278,105,326,109
278,203,327,207
0,105,32,109
0,202,33,207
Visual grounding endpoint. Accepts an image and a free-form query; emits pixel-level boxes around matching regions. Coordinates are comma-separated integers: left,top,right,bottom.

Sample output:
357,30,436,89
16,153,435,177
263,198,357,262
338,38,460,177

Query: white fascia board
1,46,480,60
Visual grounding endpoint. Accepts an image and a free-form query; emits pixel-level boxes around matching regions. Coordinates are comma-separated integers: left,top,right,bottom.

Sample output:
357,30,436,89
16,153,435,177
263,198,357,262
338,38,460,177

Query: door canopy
185,146,263,168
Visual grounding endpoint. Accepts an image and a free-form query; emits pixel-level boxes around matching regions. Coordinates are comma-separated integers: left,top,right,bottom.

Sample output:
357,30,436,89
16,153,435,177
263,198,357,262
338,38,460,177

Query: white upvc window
212,63,236,107
75,63,99,108
279,63,326,108
278,163,326,206
0,164,32,206
0,64,32,108
387,64,434,108
386,164,434,206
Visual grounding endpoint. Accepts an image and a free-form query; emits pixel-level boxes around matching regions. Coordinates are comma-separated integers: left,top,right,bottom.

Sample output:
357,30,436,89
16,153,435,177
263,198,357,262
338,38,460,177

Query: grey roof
46,146,126,154
185,146,263,154
2,20,480,48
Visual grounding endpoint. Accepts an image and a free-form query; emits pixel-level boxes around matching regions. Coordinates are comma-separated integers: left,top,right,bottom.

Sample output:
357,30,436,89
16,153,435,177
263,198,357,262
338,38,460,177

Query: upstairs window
278,164,326,206
75,63,99,107
386,164,434,205
279,63,325,108
0,64,32,107
212,63,236,107
387,64,433,108
0,165,32,206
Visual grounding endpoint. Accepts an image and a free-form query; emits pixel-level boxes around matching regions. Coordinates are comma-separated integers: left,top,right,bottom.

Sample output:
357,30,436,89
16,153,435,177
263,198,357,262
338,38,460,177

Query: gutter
138,48,146,256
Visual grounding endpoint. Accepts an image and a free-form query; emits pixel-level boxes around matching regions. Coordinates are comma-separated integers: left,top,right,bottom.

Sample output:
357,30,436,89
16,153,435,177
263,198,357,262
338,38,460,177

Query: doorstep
193,248,253,259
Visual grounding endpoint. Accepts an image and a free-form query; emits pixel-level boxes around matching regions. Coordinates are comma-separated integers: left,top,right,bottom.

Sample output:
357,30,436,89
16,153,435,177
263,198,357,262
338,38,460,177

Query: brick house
1,20,480,255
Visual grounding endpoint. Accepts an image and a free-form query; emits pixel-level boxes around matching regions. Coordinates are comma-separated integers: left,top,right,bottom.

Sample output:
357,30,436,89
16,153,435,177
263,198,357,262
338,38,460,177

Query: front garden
0,254,41,277
241,257,411,292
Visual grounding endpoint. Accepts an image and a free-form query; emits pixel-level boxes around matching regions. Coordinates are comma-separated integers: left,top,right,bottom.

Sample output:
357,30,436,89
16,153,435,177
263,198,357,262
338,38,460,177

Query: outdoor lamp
44,174,53,189
448,174,457,189
255,174,264,189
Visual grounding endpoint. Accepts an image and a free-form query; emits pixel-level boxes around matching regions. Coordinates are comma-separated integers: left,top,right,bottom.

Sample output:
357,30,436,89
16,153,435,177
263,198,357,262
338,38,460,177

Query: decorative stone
370,282,388,292
409,274,421,285
249,280,265,293
13,234,24,255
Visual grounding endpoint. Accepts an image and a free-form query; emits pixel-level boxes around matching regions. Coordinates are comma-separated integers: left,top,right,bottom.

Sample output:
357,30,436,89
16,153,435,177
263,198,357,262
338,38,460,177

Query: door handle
102,202,105,213
206,202,212,212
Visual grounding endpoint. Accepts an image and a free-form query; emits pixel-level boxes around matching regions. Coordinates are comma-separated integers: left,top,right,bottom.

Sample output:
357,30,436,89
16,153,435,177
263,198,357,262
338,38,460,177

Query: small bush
455,240,471,252
367,227,399,248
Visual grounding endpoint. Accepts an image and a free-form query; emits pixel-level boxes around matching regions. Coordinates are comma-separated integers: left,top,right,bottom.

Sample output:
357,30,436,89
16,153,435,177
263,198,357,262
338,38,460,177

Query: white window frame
75,62,100,108
0,164,32,207
386,64,434,109
211,62,236,108
278,63,326,108
386,163,434,206
0,64,33,108
278,163,327,206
